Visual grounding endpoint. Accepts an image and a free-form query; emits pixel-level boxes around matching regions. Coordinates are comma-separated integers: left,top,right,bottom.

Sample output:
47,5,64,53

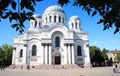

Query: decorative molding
78,58,83,61
41,43,52,46
18,59,22,62
24,44,27,47
86,44,89,47
31,59,37,61
31,58,37,61
13,47,16,50
64,43,74,46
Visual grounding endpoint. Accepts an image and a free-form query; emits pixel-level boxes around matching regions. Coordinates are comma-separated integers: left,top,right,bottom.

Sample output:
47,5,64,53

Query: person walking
115,63,118,73
112,64,116,73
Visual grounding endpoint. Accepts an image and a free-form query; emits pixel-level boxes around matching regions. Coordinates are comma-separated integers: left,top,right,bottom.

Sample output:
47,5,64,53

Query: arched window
54,16,56,22
77,45,82,56
32,45,37,56
75,22,77,29
63,18,64,23
55,36,60,47
59,16,61,23
34,21,37,28
72,23,74,29
49,16,52,23
20,49,23,57
46,17,47,23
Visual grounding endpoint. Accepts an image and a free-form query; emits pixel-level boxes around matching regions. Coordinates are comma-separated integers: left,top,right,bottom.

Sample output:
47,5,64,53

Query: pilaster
68,45,71,64
12,48,16,64
49,44,51,65
45,44,47,64
71,45,75,64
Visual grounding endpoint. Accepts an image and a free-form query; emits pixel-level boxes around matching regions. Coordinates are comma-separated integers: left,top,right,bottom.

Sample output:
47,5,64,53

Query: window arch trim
59,16,61,23
20,49,23,57
54,16,56,22
77,45,82,56
32,45,37,56
55,36,60,47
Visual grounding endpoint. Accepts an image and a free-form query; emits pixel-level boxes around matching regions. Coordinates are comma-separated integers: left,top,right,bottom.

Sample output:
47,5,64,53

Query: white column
26,44,30,65
23,46,27,64
68,45,71,64
72,45,75,64
12,49,15,64
43,45,45,64
49,44,51,65
85,44,90,64
56,15,59,23
52,15,54,23
66,45,68,64
45,45,47,64
46,44,48,64
64,45,67,64
41,45,44,64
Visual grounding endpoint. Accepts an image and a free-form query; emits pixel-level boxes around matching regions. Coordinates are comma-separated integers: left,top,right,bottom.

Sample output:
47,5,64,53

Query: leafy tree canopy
102,48,108,60
59,0,120,34
90,46,104,63
0,44,13,66
116,52,120,62
0,0,120,34
0,0,42,33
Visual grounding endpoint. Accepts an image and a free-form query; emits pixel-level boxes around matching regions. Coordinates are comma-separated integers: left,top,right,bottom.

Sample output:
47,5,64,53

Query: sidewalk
0,67,120,76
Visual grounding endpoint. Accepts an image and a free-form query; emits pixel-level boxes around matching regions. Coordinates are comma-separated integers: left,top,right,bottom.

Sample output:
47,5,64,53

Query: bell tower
29,14,42,30
69,15,82,32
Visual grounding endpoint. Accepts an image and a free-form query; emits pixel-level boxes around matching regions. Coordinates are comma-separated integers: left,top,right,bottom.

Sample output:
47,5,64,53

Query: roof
44,5,65,13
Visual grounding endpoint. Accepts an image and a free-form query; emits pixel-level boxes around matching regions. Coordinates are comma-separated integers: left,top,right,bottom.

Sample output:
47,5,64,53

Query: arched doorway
55,56,61,65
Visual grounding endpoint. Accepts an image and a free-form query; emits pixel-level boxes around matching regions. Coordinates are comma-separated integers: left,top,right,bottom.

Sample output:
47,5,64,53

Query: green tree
0,0,120,34
116,52,120,62
0,0,42,33
0,44,13,66
90,46,104,67
0,47,5,63
102,48,108,60
59,0,120,34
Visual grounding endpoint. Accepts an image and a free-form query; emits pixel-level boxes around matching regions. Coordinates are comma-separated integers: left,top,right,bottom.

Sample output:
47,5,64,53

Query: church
12,5,90,69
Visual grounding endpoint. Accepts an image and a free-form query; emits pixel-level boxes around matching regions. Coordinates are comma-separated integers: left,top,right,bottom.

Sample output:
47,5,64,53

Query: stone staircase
9,64,80,69
32,64,80,69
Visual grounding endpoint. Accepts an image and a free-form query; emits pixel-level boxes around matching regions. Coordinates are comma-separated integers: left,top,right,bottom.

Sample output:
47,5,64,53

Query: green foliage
102,48,108,60
89,46,105,66
59,0,120,34
0,44,13,66
58,0,70,6
116,52,120,62
0,47,5,63
0,0,42,33
1,0,120,34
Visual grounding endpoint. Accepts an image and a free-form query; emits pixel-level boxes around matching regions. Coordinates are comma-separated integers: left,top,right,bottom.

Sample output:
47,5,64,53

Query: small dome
70,15,80,20
32,14,41,18
44,5,64,13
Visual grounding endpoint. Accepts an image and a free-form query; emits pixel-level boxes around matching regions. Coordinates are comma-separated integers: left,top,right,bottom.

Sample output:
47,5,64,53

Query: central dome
42,5,66,26
44,5,64,13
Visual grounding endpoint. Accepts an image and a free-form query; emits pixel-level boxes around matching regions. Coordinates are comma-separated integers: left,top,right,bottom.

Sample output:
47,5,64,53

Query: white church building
12,5,90,69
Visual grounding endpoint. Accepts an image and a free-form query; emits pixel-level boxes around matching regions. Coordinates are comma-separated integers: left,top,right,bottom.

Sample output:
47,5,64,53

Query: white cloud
112,39,117,43
93,41,99,45
112,38,120,44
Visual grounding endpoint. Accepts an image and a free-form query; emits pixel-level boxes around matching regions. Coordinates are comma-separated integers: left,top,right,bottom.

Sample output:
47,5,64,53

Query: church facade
12,5,90,68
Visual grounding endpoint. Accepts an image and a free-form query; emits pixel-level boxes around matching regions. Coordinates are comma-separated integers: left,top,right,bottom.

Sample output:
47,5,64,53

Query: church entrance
55,56,61,65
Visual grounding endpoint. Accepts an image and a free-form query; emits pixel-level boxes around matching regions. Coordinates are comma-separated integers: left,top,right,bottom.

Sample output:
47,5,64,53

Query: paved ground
0,67,120,76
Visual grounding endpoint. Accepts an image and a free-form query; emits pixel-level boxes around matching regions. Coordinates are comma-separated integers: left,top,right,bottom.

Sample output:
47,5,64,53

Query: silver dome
44,5,65,13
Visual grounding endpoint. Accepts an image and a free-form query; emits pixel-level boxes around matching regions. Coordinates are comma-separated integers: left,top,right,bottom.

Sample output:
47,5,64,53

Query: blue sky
0,0,120,50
